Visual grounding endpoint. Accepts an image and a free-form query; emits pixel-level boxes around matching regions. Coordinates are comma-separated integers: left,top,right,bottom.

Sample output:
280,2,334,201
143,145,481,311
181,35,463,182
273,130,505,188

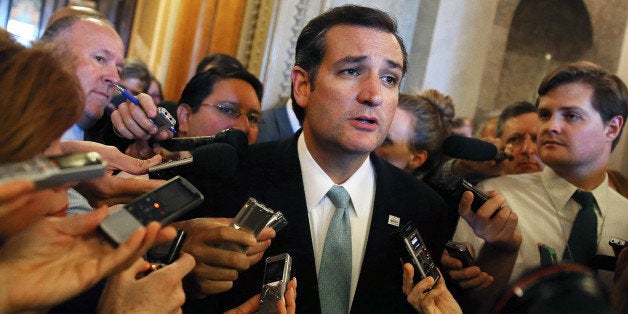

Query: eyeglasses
201,102,262,127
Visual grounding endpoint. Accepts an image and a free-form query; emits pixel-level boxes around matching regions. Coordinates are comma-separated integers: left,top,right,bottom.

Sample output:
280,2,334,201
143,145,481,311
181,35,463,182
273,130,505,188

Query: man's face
64,19,124,128
293,25,404,157
500,112,544,174
537,82,621,173
375,107,417,171
178,78,261,144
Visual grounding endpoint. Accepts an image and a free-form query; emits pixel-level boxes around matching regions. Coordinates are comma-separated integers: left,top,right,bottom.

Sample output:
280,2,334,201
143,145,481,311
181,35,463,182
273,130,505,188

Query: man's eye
382,75,399,86
247,114,260,123
95,56,105,62
218,106,237,115
341,68,359,76
565,112,581,121
538,111,551,120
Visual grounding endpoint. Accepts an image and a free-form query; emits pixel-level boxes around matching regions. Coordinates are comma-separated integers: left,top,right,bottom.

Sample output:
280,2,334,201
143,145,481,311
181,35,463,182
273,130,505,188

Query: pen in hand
109,81,177,135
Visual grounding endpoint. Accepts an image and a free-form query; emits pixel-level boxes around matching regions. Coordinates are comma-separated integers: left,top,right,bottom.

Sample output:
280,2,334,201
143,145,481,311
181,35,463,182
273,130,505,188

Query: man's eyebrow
385,59,403,72
336,55,367,65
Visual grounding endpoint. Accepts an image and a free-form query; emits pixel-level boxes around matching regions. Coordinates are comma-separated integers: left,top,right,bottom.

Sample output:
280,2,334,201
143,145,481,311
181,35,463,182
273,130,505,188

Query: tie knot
327,185,351,209
572,190,595,209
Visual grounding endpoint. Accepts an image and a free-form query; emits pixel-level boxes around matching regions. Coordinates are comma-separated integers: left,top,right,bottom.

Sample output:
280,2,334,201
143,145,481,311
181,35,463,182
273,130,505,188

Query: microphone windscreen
442,135,498,161
192,143,238,180
215,128,248,155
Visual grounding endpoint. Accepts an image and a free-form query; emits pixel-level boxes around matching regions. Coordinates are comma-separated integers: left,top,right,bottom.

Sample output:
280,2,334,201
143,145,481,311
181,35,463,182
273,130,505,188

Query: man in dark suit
180,5,450,313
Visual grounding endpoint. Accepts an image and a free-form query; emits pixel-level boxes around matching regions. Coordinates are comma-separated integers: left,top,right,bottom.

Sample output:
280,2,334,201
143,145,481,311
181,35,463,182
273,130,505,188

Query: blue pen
111,82,177,135
111,82,140,106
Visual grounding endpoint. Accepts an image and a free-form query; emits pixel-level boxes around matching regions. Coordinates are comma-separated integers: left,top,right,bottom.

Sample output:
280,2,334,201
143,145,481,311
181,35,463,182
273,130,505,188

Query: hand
225,278,297,314
402,265,462,314
97,253,196,314
110,93,173,141
246,226,275,267
0,206,170,313
441,249,493,290
458,190,521,251
0,180,35,219
59,141,163,175
74,170,165,207
171,218,257,298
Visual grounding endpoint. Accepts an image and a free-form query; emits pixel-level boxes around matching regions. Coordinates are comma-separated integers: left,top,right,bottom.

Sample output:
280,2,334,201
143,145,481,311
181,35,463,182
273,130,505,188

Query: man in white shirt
449,61,628,311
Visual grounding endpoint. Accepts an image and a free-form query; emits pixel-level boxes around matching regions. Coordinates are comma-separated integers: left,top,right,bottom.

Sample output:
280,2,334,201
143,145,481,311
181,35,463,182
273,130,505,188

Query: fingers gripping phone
99,176,204,244
391,222,440,287
0,152,106,189
259,253,292,314
445,240,475,267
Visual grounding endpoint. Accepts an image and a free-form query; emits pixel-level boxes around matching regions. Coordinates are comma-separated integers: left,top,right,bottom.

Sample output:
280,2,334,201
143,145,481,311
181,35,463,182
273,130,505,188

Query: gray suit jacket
257,102,297,143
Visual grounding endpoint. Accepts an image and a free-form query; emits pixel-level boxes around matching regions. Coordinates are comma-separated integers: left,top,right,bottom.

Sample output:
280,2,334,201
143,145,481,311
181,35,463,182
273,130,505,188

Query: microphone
442,135,513,162
157,128,248,153
149,143,238,180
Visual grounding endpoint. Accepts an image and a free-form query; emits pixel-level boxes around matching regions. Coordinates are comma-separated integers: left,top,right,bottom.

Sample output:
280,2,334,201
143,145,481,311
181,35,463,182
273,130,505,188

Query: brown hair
0,30,84,163
399,90,455,176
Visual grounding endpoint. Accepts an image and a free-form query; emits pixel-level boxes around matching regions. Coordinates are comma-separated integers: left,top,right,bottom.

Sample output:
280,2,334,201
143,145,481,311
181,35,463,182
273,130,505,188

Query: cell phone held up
459,178,490,213
0,152,106,189
391,222,440,287
100,176,204,244
259,253,292,314
445,240,475,267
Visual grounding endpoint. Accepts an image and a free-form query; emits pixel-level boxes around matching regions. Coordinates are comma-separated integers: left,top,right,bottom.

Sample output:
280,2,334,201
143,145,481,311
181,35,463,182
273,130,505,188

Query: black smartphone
391,222,440,287
445,240,475,267
459,178,490,213
259,253,292,314
100,176,204,244
140,230,188,277
0,152,106,189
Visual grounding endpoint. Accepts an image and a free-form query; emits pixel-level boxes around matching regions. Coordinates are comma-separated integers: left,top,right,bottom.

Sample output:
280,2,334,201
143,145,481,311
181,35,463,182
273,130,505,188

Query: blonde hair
0,30,84,163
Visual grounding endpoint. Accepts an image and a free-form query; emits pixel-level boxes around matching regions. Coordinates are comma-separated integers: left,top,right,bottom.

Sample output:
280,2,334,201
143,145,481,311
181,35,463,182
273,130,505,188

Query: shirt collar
298,133,375,218
541,167,609,216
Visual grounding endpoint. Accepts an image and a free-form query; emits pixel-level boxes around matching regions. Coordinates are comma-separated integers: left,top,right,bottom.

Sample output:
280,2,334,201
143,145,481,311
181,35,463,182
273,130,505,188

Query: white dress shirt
453,167,628,286
297,133,375,309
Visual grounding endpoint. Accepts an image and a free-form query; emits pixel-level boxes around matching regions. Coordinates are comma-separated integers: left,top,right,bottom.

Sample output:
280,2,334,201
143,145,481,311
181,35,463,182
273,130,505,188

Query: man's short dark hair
536,61,628,150
195,53,244,74
291,5,408,123
179,66,263,112
495,101,536,138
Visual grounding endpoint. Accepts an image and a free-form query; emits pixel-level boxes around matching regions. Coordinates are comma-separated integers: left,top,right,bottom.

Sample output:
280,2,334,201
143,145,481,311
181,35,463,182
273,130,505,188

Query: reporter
0,206,167,313
402,265,462,314
98,252,196,313
171,217,274,297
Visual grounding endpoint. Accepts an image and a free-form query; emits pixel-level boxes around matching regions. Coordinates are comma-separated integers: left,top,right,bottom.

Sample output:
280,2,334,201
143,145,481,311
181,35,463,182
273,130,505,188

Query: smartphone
445,240,475,267
259,253,292,314
148,157,194,180
391,222,440,287
141,230,188,277
459,178,490,213
100,176,204,244
609,237,627,256
0,152,106,189
537,242,558,267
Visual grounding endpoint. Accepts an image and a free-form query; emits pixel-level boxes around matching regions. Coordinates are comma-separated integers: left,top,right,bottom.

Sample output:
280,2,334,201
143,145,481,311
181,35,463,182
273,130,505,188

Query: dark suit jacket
183,134,449,313
256,103,296,143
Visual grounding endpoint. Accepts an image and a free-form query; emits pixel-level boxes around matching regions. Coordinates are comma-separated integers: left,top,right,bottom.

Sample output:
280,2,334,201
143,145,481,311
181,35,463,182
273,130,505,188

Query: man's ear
177,104,191,135
407,150,428,171
291,66,311,110
606,115,624,142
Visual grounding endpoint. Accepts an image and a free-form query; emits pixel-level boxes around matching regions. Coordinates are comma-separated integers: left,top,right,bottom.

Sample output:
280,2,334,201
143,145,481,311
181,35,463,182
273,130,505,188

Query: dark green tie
562,190,597,265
